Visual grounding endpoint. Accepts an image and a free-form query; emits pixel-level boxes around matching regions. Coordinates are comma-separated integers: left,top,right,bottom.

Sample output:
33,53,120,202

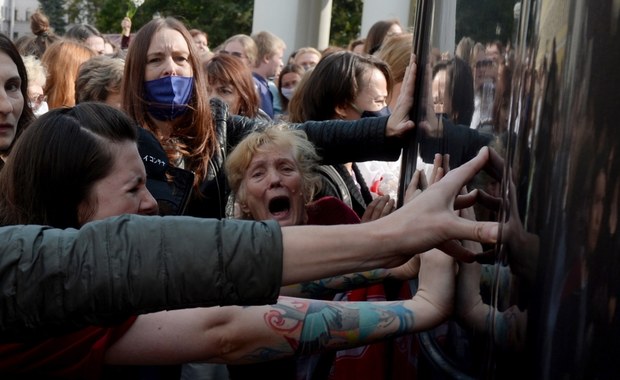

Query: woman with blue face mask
121,23,415,379
121,17,416,219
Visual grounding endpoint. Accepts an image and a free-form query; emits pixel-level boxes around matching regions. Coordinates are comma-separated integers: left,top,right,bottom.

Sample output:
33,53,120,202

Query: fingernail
489,224,498,243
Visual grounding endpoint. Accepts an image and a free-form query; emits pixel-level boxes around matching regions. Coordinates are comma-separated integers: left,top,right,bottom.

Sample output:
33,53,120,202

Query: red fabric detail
306,196,361,225
305,196,421,379
0,316,137,379
328,279,420,380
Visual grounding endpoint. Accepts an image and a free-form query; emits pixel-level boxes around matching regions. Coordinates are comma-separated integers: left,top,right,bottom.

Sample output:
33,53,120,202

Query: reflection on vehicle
402,0,620,378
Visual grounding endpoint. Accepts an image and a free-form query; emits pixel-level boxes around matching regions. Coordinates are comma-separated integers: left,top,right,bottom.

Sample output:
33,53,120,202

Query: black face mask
351,103,392,118
360,106,391,118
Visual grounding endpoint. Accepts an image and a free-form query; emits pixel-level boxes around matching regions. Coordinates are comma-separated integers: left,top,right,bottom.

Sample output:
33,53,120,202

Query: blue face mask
144,76,194,121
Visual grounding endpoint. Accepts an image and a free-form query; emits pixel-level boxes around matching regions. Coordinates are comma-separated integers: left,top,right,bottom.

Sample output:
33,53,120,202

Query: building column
360,0,415,37
253,0,332,61
431,0,457,56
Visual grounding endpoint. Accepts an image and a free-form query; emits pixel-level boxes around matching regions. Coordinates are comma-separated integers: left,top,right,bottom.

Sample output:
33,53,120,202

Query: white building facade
1,0,39,39
252,0,416,60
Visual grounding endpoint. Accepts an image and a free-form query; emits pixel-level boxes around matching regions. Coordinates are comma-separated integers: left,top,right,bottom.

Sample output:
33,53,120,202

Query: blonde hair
225,125,322,218
375,32,412,83
252,30,286,67
21,54,47,87
221,34,258,66
293,47,321,61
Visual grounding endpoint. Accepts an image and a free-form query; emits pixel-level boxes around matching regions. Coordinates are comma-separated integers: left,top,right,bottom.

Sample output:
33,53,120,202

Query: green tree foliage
45,0,361,50
66,0,105,25
188,0,254,48
91,0,254,48
455,0,517,46
39,0,68,35
330,0,363,48
96,0,126,34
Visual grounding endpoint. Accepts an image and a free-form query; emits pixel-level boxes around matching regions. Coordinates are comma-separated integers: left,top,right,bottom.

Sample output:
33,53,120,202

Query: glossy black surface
405,0,620,378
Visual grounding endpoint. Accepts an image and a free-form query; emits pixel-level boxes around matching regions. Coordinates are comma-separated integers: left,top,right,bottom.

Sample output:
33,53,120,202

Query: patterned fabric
325,282,420,380
305,197,421,380
228,197,359,380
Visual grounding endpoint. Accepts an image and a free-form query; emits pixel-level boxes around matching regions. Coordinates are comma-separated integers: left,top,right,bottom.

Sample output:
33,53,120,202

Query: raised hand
361,194,396,223
386,54,417,137
381,147,499,262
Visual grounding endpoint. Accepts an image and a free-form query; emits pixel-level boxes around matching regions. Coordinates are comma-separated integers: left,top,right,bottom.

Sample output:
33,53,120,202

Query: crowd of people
0,9,503,380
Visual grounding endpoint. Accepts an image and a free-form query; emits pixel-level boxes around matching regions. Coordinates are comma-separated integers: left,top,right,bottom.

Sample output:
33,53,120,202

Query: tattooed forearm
290,300,414,355
235,298,416,362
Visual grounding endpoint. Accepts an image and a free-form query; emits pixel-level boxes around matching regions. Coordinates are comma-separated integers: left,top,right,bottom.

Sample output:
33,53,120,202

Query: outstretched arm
279,260,420,299
282,154,447,299
280,147,498,284
0,148,497,337
104,248,454,365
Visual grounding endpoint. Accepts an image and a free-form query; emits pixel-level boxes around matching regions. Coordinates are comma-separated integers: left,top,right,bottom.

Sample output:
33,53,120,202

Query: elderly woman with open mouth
223,124,452,380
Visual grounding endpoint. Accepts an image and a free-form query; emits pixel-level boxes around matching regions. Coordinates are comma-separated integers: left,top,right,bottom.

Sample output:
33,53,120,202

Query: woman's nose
162,57,178,77
0,89,14,114
141,189,160,215
267,169,282,186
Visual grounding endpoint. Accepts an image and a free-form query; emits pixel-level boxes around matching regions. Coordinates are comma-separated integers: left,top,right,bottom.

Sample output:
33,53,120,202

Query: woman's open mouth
268,195,291,217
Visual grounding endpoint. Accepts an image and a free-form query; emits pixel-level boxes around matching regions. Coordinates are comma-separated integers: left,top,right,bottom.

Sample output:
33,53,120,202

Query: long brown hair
122,17,216,188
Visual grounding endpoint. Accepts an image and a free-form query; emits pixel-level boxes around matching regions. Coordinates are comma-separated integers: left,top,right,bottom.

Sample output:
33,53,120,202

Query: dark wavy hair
432,56,475,126
0,102,138,228
288,50,393,123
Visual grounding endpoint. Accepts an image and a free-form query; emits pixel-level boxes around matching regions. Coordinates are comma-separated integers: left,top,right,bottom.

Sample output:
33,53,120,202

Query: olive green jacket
0,215,282,340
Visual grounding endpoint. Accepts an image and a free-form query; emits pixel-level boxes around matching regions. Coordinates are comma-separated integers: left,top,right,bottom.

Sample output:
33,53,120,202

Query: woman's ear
239,202,250,214
334,105,348,119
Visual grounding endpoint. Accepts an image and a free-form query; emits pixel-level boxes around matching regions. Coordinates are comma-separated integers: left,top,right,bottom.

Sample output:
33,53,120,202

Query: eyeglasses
29,94,47,110
219,50,247,60
475,59,495,68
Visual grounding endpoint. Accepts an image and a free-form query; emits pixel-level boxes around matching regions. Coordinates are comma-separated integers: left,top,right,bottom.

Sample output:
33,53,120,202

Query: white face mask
33,101,49,117
281,87,295,100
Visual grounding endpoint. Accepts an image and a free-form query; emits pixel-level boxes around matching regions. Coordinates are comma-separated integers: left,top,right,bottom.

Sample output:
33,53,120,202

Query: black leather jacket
188,99,404,218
